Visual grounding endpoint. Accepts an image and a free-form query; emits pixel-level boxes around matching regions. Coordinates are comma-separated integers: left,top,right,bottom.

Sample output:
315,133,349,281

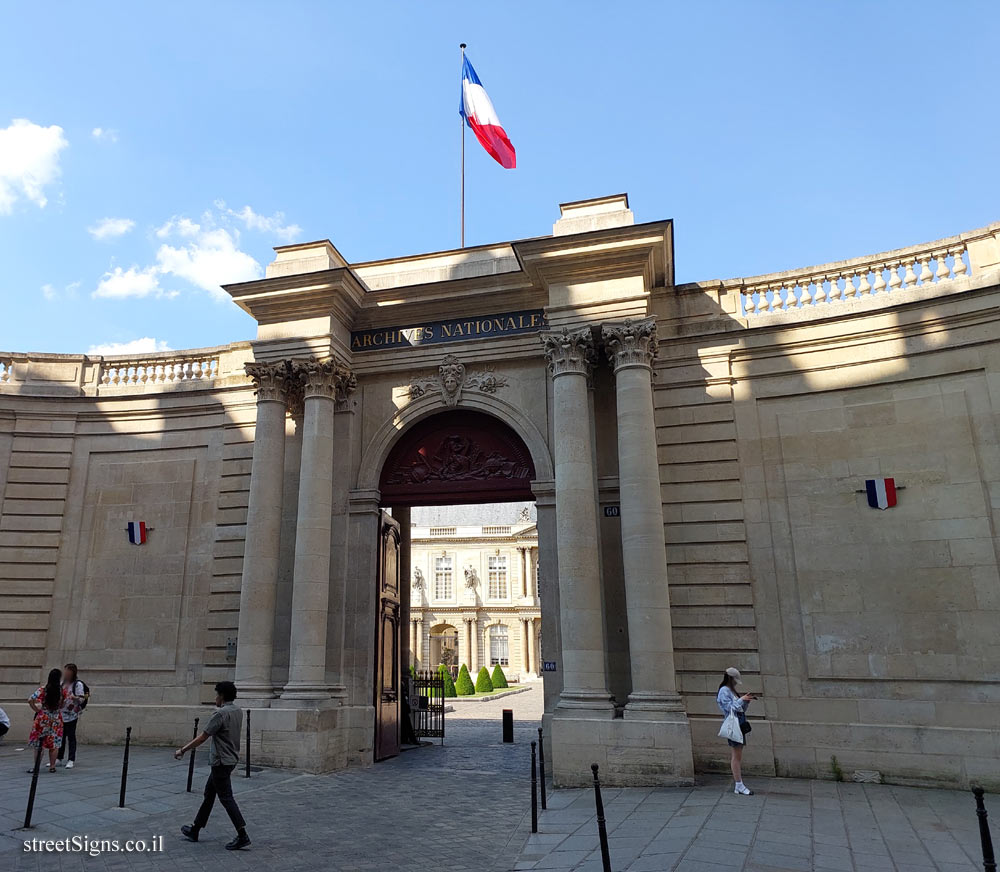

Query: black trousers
57,719,77,760
0,723,8,739
193,764,246,831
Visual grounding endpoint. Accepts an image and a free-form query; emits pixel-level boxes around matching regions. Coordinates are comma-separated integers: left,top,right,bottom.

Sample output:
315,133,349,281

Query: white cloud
0,119,68,215
88,337,172,356
42,280,80,301
91,127,118,143
156,226,261,300
155,216,201,239
217,201,302,243
94,265,163,299
89,217,135,240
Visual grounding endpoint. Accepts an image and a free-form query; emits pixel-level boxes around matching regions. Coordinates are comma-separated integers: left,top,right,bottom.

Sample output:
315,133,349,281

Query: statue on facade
518,506,530,522
412,567,425,590
464,566,479,589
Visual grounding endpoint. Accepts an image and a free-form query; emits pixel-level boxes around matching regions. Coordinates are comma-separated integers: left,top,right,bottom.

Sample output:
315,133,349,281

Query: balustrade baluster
743,290,756,315
888,262,903,292
857,268,871,295
794,279,808,307
934,250,952,282
872,265,887,295
918,255,933,284
952,246,968,276
842,272,857,300
902,259,917,288
813,277,827,304
828,275,842,302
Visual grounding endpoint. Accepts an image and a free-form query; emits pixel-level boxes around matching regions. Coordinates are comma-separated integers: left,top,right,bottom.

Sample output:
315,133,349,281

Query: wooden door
374,510,401,761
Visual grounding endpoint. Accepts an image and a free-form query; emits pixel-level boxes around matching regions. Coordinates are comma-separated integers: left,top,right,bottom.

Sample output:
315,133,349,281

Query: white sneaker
55,759,64,767
734,783,753,795
65,761,74,770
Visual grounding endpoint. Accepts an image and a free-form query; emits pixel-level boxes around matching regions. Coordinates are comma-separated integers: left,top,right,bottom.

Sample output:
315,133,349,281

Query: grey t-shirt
204,703,242,766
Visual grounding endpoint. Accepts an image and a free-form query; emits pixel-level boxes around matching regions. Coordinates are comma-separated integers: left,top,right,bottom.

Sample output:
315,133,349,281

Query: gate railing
411,671,446,744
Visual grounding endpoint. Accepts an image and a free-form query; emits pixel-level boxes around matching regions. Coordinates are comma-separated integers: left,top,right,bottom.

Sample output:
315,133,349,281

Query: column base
556,689,616,716
279,683,343,702
550,711,694,788
235,682,278,707
624,691,688,721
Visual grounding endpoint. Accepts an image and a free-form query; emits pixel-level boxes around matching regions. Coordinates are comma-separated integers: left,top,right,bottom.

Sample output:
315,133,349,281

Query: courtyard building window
489,624,509,666
434,556,453,599
488,555,508,599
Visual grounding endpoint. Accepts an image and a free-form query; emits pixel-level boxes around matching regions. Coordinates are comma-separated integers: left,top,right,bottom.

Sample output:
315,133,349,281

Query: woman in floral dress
29,668,67,772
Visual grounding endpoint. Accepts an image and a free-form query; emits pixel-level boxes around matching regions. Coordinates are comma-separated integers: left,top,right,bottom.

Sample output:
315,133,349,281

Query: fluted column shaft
604,319,683,715
235,362,291,699
282,361,343,698
470,617,479,674
526,618,537,676
541,327,614,714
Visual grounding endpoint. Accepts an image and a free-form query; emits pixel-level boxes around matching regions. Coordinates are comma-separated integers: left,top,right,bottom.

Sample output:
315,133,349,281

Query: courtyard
1,686,994,872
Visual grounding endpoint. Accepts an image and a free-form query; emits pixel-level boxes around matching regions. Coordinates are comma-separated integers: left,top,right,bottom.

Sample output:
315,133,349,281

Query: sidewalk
516,775,997,872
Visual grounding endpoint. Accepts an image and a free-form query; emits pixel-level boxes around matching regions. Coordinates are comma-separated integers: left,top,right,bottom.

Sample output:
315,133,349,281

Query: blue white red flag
459,55,516,169
126,521,147,545
865,478,897,510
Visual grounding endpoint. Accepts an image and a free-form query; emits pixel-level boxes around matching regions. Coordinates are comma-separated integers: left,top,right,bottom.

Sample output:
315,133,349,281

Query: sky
1,1,998,356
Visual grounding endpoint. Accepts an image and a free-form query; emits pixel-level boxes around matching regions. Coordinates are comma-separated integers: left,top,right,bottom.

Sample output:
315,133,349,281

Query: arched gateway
5,195,994,789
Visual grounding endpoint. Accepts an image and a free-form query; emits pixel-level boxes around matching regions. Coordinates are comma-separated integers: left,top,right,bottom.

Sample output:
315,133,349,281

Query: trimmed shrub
409,664,417,679
455,663,475,696
437,664,457,698
475,666,494,694
490,663,509,689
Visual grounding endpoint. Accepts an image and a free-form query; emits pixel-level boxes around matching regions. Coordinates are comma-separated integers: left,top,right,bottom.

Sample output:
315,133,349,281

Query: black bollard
973,787,997,872
537,727,547,810
119,726,132,808
502,709,514,743
530,741,538,833
245,709,251,778
186,717,199,792
591,763,612,872
23,744,43,829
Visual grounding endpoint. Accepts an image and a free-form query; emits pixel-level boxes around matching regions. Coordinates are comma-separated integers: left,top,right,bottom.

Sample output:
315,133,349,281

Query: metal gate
411,671,446,744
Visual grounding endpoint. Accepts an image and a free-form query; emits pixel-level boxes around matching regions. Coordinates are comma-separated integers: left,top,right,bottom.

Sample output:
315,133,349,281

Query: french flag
126,521,147,545
459,55,516,169
865,478,897,510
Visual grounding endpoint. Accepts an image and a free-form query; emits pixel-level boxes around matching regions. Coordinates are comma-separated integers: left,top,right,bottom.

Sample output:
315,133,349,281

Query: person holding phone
717,666,756,795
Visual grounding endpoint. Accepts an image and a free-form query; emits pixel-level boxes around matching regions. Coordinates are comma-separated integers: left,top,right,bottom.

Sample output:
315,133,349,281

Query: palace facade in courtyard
1,195,998,788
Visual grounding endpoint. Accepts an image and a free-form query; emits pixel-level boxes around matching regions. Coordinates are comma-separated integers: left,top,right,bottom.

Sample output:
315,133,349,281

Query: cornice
223,268,367,325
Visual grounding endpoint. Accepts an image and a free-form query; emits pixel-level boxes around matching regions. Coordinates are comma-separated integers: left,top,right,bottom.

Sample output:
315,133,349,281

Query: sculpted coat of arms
407,353,508,407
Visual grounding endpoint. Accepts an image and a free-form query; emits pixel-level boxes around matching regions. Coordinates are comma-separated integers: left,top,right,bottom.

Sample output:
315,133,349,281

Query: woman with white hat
717,666,755,795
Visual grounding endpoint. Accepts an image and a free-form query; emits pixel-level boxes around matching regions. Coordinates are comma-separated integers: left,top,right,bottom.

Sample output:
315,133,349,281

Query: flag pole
460,42,466,249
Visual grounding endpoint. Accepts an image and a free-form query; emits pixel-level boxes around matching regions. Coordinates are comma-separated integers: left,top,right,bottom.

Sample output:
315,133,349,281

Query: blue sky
2,1,998,356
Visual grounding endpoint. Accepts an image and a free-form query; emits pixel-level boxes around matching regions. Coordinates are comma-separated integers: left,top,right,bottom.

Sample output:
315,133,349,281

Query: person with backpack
57,663,87,769
28,668,68,773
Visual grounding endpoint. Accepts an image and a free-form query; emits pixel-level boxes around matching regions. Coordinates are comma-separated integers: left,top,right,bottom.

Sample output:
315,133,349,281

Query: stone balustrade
738,222,1000,319
0,342,253,396
99,351,220,387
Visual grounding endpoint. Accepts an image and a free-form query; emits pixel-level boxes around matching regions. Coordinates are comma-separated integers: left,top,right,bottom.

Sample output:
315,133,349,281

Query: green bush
490,663,509,689
455,663,475,696
409,664,417,679
437,664,457,698
475,666,494,694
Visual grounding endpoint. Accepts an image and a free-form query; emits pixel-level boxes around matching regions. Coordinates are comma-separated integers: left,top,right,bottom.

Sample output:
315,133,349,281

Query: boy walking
174,681,250,850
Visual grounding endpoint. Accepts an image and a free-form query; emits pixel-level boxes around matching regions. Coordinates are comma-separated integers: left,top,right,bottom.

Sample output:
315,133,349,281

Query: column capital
245,360,294,404
603,317,658,373
335,366,358,412
540,327,596,378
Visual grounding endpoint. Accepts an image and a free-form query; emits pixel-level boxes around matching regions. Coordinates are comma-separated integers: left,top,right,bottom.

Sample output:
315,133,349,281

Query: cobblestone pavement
517,774,998,872
2,684,995,872
1,684,543,871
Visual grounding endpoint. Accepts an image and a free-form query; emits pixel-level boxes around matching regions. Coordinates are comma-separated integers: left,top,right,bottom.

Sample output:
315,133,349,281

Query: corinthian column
603,318,684,717
541,327,614,714
282,360,344,699
235,361,292,700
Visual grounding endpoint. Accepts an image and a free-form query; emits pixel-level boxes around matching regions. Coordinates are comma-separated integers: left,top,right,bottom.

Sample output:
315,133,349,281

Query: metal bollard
245,709,251,778
537,727,547,810
186,717,199,792
530,740,538,833
973,787,997,872
119,726,132,808
591,763,612,872
23,744,43,828
502,708,514,743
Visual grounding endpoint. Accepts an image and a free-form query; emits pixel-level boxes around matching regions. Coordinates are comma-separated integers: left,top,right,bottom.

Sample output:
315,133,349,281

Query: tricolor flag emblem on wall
865,478,897,510
126,521,147,545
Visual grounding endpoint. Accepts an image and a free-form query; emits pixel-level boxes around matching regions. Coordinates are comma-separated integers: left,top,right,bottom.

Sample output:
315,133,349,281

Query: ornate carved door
375,510,401,761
